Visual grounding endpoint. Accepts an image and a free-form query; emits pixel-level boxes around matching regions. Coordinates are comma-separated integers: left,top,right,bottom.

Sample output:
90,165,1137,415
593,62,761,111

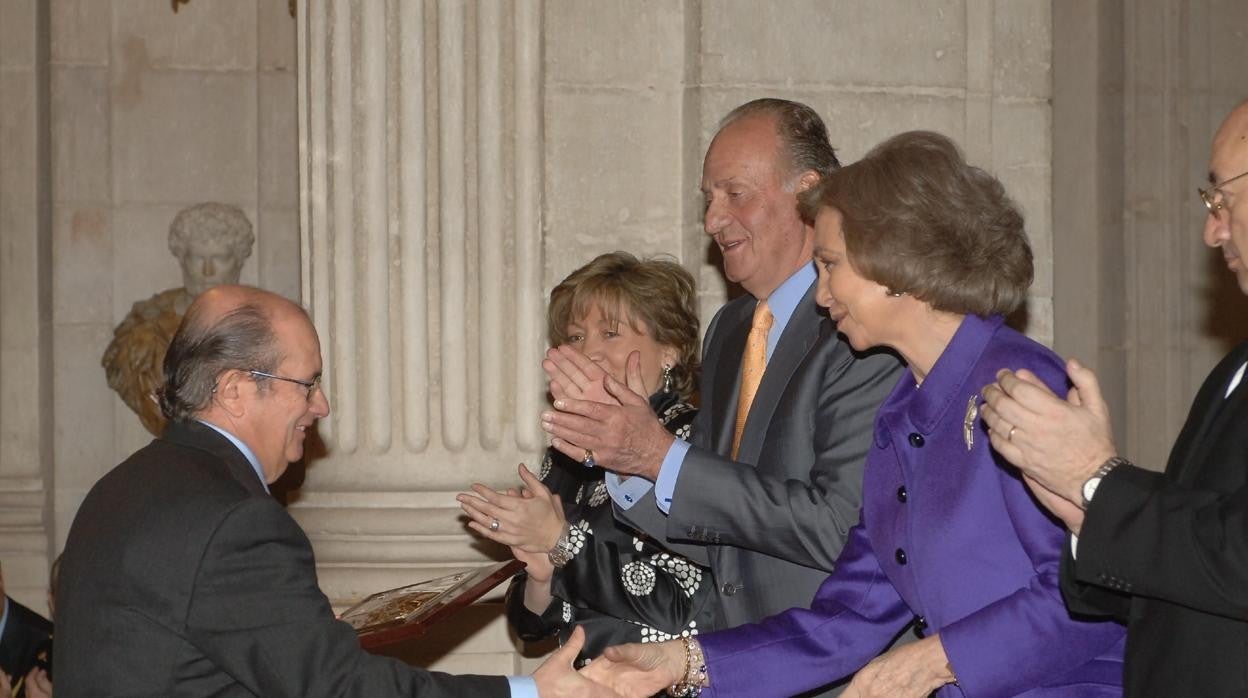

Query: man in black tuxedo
0,561,53,697
982,100,1248,696
57,285,611,698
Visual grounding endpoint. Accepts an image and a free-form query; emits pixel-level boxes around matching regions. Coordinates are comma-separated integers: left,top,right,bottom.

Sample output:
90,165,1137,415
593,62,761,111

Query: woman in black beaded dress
458,251,717,665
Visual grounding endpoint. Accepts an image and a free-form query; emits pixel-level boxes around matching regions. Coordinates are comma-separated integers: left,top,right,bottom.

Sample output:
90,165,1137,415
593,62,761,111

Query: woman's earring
886,288,906,298
661,364,674,393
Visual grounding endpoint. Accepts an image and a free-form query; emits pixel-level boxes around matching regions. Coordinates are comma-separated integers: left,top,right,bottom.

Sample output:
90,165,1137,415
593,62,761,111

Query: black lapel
1166,342,1248,481
737,283,825,463
161,420,271,498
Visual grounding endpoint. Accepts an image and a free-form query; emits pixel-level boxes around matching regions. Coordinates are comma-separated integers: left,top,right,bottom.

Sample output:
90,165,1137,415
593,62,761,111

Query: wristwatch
1081,456,1131,509
548,525,575,568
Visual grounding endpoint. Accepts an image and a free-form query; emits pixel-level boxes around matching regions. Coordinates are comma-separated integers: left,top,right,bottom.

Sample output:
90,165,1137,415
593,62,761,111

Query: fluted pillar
0,0,52,609
296,0,546,673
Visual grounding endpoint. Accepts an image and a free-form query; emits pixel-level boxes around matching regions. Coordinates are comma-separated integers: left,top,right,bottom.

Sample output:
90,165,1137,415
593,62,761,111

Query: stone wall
0,0,300,610
47,0,300,562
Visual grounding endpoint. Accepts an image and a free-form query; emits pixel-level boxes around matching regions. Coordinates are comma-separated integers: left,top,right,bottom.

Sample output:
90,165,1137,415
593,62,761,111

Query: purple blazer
698,315,1126,697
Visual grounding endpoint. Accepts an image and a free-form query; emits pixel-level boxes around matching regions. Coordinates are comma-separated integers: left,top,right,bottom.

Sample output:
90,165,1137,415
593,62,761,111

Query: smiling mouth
718,238,746,252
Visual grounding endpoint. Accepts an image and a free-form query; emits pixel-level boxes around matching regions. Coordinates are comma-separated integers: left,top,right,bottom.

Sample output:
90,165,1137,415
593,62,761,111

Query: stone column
0,0,53,609
1053,0,1248,465
296,0,546,673
1051,0,1128,442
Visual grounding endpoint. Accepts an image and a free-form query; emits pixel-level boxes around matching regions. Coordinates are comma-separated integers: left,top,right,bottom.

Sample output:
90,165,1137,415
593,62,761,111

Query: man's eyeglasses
249,370,321,400
1198,169,1248,218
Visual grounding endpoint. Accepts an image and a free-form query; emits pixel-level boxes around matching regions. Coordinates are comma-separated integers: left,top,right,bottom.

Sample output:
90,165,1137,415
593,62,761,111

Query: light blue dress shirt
195,420,538,697
607,263,817,513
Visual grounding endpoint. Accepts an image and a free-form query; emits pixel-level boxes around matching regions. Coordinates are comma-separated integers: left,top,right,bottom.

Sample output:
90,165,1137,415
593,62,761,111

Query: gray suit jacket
618,282,903,628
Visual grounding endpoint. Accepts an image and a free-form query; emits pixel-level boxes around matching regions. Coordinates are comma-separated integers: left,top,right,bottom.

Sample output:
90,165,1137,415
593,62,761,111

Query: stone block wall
545,0,1054,340
45,0,300,557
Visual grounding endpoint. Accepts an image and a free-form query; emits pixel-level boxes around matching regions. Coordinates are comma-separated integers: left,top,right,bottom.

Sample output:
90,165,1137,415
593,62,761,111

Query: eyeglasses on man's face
1198,169,1248,218
248,370,321,400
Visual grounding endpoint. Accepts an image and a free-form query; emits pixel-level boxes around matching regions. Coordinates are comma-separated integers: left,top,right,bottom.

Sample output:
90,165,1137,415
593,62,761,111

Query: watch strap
1082,456,1130,509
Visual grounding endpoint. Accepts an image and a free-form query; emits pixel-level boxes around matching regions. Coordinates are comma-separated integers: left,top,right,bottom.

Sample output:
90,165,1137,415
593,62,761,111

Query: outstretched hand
534,626,626,698
981,358,1118,507
842,634,955,698
457,463,567,553
541,352,675,481
581,639,686,698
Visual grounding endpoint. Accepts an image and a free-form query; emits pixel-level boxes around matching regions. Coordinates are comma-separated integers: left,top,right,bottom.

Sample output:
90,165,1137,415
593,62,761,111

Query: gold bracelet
666,637,707,697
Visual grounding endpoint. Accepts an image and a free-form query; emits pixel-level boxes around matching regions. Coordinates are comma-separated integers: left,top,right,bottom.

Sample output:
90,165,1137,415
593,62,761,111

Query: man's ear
795,170,820,194
215,370,249,418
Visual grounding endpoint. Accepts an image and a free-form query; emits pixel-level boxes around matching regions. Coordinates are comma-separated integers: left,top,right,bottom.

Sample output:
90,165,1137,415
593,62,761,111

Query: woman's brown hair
799,130,1033,316
548,252,700,400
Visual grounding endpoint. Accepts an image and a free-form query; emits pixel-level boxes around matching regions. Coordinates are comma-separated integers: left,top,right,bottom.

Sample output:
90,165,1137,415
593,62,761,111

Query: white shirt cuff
508,676,538,698
653,438,692,514
606,472,653,510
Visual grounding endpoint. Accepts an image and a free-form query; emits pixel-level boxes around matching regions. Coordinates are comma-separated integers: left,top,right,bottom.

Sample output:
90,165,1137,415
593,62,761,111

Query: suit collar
1169,340,1248,479
162,420,271,497
888,314,1003,438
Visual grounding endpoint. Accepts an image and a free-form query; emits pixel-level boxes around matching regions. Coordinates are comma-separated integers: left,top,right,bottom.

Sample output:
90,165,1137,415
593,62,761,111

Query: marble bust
102,203,255,435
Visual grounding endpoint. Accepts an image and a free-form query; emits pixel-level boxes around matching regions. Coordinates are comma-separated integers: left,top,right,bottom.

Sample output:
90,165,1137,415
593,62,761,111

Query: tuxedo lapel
736,286,824,464
162,420,270,498
1166,342,1248,483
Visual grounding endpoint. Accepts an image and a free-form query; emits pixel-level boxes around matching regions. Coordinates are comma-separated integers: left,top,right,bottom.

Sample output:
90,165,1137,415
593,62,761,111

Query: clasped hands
577,632,956,698
458,462,566,580
1,666,52,698
980,358,1119,535
539,346,675,482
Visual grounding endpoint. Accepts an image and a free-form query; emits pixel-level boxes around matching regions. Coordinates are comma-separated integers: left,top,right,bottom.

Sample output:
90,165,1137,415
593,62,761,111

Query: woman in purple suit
593,131,1126,697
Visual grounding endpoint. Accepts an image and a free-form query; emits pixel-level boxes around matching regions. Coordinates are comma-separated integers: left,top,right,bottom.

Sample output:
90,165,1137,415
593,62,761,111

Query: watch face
1083,476,1101,504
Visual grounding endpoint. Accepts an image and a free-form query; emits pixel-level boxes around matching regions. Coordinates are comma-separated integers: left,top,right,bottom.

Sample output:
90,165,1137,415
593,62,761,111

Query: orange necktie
732,300,773,459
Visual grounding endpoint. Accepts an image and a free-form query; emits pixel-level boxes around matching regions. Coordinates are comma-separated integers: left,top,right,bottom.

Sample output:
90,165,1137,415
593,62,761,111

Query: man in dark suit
540,99,902,665
982,99,1248,696
0,562,53,698
57,285,612,698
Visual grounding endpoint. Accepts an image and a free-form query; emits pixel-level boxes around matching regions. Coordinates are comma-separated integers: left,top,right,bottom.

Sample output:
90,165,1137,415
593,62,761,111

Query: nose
310,385,330,418
813,266,832,309
1203,208,1228,249
582,337,605,362
704,196,729,236
815,281,832,309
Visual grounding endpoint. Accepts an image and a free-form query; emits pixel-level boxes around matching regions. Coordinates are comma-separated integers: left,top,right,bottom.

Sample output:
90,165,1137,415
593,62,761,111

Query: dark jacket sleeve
1069,464,1248,621
187,497,509,698
1059,534,1132,621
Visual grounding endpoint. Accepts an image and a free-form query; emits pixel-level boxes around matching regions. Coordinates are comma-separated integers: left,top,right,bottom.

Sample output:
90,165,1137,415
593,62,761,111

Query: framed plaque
341,559,525,651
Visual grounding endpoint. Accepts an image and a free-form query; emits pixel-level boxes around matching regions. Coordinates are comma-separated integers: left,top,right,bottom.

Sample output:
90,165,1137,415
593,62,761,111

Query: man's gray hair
168,203,255,261
158,302,282,422
720,98,841,179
